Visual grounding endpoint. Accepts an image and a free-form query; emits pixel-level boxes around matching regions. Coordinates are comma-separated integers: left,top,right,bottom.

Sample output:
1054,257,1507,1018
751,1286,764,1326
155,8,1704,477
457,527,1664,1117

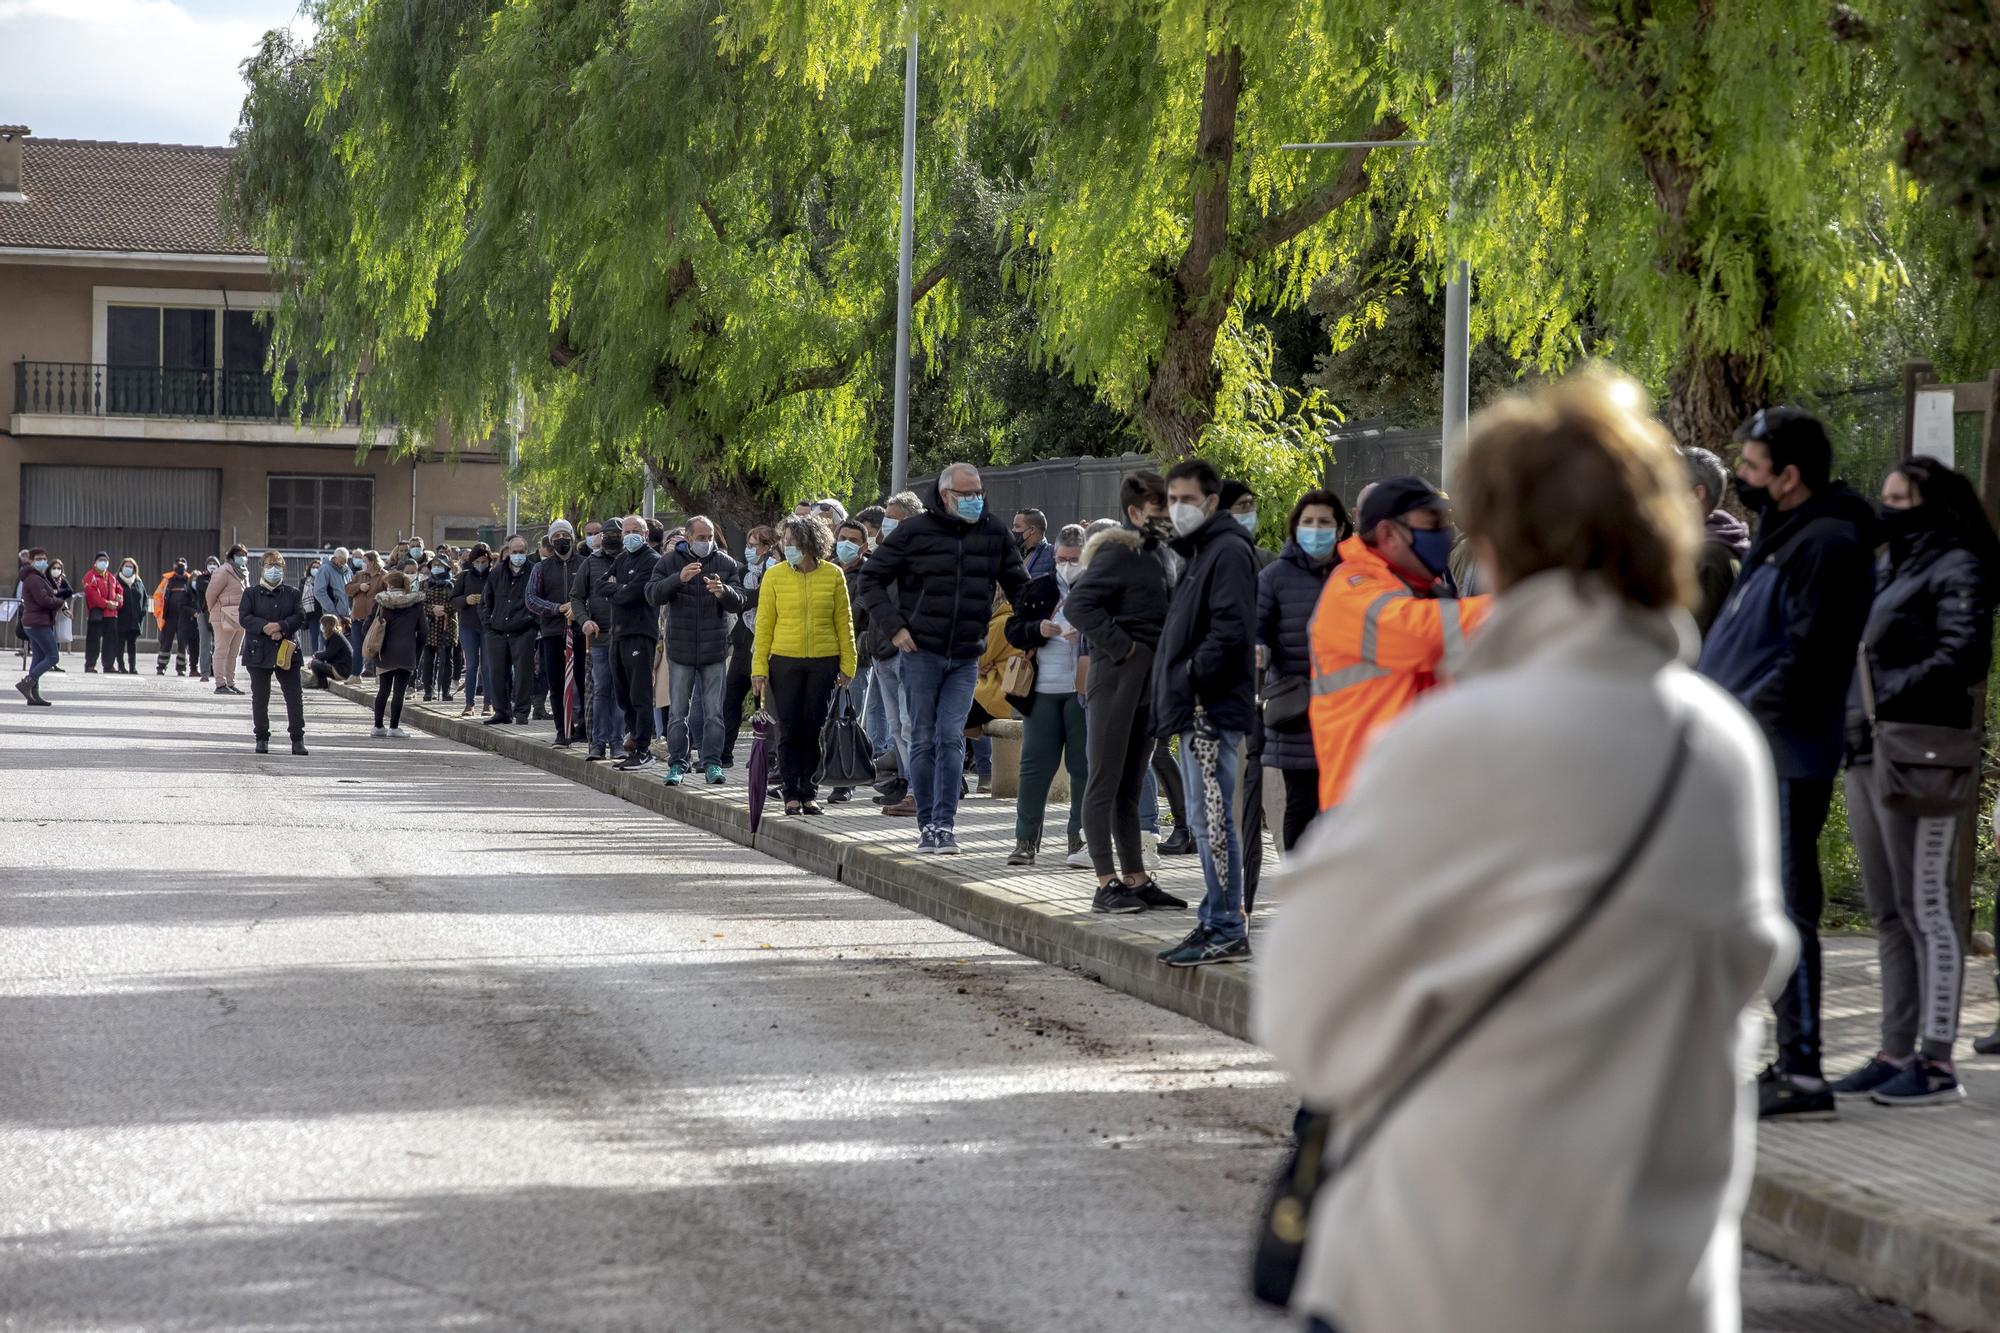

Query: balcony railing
13,360,360,425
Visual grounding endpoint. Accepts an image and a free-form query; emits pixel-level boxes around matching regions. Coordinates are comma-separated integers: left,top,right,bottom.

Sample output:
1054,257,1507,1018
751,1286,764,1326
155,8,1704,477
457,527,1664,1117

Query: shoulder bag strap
1333,712,1695,1173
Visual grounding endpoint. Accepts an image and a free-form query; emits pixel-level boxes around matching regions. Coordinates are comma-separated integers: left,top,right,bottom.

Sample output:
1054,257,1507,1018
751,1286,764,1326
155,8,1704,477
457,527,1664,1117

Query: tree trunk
654,463,781,550
1663,346,1761,455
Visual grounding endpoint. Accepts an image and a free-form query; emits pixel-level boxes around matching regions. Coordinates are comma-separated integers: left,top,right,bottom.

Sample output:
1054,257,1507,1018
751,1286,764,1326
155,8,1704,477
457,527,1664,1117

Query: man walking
606,516,662,770
1151,460,1260,967
1012,508,1055,580
1699,407,1877,1120
646,515,743,785
480,534,539,726
860,465,1028,852
526,519,587,747
570,516,626,761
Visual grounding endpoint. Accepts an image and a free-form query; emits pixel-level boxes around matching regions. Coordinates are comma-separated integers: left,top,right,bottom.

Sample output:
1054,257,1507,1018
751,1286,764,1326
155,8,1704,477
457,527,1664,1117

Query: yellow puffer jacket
750,559,857,678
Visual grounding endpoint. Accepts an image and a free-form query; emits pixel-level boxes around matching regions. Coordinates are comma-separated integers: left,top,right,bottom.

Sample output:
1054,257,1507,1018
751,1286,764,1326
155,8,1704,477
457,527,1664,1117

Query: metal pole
644,468,657,519
889,17,917,497
1441,259,1469,486
505,385,521,535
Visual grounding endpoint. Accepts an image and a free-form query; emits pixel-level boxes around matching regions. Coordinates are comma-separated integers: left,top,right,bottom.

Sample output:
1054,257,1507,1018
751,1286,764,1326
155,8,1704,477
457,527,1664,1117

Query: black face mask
553,537,572,556
1877,504,1932,549
1733,477,1772,514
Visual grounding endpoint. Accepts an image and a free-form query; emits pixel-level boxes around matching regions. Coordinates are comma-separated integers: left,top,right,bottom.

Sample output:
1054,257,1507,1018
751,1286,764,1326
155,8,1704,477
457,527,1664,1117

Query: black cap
1357,476,1447,533
1218,479,1256,510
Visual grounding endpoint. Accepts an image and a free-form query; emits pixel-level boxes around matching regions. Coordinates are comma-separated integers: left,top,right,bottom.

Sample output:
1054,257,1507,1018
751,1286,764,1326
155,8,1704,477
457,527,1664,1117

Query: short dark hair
1165,458,1221,497
1287,488,1352,539
1737,407,1833,491
225,544,248,560
854,504,886,531
1120,470,1167,515
27,546,47,559
1014,508,1047,536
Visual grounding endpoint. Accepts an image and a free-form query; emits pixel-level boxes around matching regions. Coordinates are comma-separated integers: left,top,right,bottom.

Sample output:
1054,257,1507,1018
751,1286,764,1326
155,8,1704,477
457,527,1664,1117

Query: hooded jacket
1845,518,1996,761
1152,509,1261,737
1257,538,1336,771
371,587,428,673
16,563,62,629
1697,483,1878,779
206,562,246,630
481,556,538,636
1062,524,1170,665
1693,509,1751,637
647,541,745,667
857,478,1029,660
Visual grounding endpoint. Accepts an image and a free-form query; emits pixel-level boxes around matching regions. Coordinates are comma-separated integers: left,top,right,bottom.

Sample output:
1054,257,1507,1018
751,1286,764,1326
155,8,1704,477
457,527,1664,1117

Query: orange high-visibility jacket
1308,535,1491,809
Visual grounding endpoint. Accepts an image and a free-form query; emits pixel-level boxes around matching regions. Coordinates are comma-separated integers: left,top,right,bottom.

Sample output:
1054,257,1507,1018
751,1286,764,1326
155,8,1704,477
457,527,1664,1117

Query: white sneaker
371,725,388,738
388,727,408,739
1066,844,1093,869
1142,831,1162,871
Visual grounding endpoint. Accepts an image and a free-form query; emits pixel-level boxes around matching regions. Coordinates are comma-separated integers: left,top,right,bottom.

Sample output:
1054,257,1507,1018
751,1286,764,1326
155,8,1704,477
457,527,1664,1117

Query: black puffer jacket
858,478,1028,660
372,588,428,674
527,547,582,638
481,557,538,635
569,545,617,632
1063,524,1169,665
1846,523,1995,760
1153,510,1259,737
647,541,744,666
1257,539,1335,770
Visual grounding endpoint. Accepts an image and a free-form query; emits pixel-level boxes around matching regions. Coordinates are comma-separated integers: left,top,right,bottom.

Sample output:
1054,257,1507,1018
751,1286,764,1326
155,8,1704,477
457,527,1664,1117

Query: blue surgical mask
233,555,248,570
510,552,528,568
31,559,48,572
262,566,284,584
622,533,645,553
783,545,805,567
1235,510,1258,534
1296,528,1339,559
1407,527,1456,582
835,539,860,564
431,564,447,577
743,546,758,565
690,540,715,558
955,495,984,522
879,517,899,537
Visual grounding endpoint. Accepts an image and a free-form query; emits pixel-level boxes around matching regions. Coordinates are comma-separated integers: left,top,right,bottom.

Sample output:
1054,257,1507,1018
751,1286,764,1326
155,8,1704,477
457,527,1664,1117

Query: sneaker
934,828,960,855
1129,878,1188,911
915,827,939,855
1830,1056,1909,1098
460,705,476,718
388,727,408,739
1007,840,1037,867
215,685,230,695
1092,883,1148,914
1757,1065,1837,1121
1142,831,1162,871
1066,844,1093,869
585,744,608,762
706,764,725,785
1159,929,1250,968
1870,1058,1965,1108
372,725,388,738
618,751,655,772
664,761,688,786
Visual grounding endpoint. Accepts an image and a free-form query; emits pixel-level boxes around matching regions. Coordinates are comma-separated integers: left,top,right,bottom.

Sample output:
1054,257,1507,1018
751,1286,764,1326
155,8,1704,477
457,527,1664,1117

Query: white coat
1255,571,1793,1333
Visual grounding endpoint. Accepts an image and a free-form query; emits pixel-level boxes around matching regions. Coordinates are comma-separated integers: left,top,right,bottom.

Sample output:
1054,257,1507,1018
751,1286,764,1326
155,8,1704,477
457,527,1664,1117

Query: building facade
0,126,504,579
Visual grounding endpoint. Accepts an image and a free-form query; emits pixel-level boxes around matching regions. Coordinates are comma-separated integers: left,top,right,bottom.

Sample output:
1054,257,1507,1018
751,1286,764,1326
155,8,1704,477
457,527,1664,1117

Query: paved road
0,670,1931,1330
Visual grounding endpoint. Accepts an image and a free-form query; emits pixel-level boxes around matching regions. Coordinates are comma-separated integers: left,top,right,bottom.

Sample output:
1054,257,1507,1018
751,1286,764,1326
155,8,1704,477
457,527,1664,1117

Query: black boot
1975,974,2000,1056
1159,826,1196,855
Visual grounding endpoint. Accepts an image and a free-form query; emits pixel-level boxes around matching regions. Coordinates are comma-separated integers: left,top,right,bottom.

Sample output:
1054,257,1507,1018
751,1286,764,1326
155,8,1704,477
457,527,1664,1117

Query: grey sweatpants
1843,763,1968,1061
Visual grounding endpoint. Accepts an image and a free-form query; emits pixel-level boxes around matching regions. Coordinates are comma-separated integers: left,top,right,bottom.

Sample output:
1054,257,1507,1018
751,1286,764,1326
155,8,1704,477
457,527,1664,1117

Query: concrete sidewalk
336,680,2000,1332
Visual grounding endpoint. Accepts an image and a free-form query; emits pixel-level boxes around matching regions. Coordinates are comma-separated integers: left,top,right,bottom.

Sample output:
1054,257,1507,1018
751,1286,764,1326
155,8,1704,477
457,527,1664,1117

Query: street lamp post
889,15,918,498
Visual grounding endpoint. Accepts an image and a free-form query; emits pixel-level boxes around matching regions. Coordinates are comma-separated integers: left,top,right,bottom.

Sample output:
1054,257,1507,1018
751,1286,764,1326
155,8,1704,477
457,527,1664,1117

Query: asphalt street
0,668,1933,1330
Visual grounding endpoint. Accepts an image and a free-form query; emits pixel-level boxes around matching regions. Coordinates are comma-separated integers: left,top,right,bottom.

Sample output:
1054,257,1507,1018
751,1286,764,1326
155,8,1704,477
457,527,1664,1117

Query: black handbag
1251,714,1694,1309
815,703,877,788
1262,673,1310,733
1857,648,1982,817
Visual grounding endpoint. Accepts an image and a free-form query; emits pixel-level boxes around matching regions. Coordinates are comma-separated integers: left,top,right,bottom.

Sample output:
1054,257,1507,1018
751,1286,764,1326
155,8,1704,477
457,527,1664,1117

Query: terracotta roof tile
0,137,260,256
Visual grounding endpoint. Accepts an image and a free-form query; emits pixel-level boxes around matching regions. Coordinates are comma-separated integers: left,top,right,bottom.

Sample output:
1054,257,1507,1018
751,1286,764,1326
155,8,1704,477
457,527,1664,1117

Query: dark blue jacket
1257,539,1334,770
1697,484,1877,779
1153,510,1260,737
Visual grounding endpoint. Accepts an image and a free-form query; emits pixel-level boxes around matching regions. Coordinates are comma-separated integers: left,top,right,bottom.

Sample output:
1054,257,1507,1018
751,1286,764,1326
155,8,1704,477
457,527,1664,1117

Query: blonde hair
1455,367,1699,611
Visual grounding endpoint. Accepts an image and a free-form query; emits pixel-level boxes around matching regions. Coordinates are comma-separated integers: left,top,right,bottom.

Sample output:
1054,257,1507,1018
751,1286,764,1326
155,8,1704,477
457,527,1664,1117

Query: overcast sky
0,0,313,146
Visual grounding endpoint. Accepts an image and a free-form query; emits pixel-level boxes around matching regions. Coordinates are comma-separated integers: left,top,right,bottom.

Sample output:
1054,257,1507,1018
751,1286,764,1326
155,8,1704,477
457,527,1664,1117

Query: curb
327,680,1998,1333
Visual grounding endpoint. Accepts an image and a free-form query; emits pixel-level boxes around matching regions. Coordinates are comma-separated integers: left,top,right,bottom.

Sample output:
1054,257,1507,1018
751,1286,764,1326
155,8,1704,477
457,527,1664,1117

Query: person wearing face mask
314,546,354,646
189,557,216,681
82,551,124,673
450,543,493,717
479,535,540,727
569,517,626,760
526,520,587,746
1258,489,1351,866
1827,456,2000,1106
207,545,250,696
152,559,200,676
347,551,386,678
1308,475,1492,815
14,549,63,705
832,520,881,791
239,550,308,753
1011,508,1055,580
1000,524,1094,867
368,570,427,738
418,553,459,702
1218,478,1281,910
1697,407,1878,1121
1065,472,1184,911
644,515,744,784
863,494,927,815
857,464,1029,853
299,559,323,659
601,516,662,768
751,515,856,816
114,559,147,673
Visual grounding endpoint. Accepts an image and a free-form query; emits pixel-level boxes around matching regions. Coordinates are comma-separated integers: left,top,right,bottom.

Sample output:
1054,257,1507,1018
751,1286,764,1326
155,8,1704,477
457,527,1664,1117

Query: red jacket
84,567,125,617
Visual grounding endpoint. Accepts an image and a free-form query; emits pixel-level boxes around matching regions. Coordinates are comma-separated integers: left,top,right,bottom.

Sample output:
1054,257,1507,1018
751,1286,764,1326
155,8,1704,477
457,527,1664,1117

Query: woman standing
370,572,427,738
451,543,492,716
1257,490,1349,867
1258,371,1788,1333
46,559,75,671
1829,457,2000,1106
299,558,323,658
751,515,855,817
1005,526,1091,867
207,545,249,696
114,558,147,673
419,553,458,702
240,550,307,754
348,551,385,677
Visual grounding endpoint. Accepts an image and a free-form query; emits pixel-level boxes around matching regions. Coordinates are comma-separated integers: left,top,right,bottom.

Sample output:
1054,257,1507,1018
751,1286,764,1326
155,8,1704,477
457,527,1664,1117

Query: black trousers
769,654,840,801
720,622,756,762
117,630,139,672
418,643,452,698
308,656,344,689
1776,777,1836,1078
617,635,657,751
1242,714,1267,913
249,665,304,743
1082,643,1156,878
484,627,536,721
1279,766,1321,851
1151,731,1188,830
85,615,116,670
539,628,586,741
158,611,198,669
374,669,411,728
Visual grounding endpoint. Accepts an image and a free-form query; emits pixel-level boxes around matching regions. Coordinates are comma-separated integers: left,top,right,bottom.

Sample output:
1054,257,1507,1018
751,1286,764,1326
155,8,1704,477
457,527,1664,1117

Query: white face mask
1169,501,1208,537
1055,560,1080,585
95,559,109,571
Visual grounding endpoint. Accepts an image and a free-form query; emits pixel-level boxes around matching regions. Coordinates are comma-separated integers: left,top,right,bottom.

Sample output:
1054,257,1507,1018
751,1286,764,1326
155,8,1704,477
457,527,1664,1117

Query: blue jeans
862,658,894,755
667,657,727,766
874,652,911,774
1139,762,1160,835
300,619,323,657
458,622,485,703
22,625,58,682
900,650,978,832
588,639,621,749
970,735,993,778
1177,727,1247,941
